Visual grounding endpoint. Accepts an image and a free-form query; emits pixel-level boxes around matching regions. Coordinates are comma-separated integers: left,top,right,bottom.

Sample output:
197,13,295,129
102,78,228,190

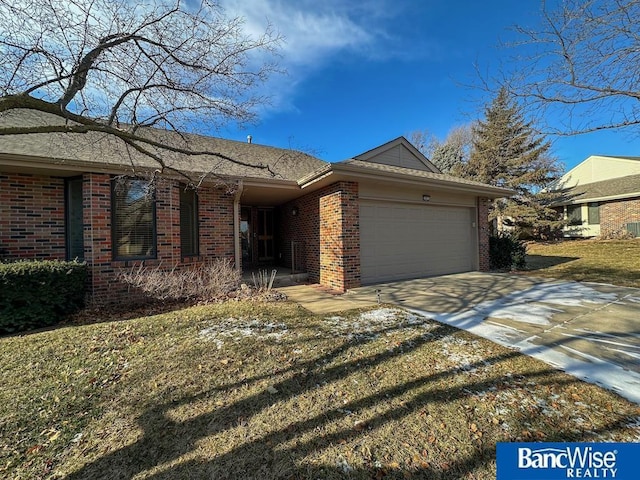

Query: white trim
563,192,640,204
359,194,470,207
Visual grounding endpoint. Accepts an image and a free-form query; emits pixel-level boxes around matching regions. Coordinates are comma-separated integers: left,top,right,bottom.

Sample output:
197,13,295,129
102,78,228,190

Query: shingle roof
338,159,513,192
0,109,328,181
555,173,640,204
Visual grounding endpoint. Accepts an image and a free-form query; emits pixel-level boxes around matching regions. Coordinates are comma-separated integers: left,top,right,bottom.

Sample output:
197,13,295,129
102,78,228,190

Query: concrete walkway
278,284,379,314
281,272,640,404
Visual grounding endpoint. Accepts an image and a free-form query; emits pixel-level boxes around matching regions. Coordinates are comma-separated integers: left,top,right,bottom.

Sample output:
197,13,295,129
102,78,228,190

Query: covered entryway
240,206,275,267
359,200,476,284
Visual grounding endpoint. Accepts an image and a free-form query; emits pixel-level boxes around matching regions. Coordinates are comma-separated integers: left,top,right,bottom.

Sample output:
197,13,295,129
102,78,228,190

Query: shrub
0,260,87,334
489,233,527,270
598,229,635,240
118,258,241,302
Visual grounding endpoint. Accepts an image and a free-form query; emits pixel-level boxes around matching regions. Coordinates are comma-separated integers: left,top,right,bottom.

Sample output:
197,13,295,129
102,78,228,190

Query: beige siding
558,156,640,188
366,144,432,171
360,200,476,284
359,182,477,207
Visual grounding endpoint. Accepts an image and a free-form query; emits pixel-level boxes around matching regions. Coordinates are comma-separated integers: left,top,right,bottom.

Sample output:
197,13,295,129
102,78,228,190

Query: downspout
233,179,244,271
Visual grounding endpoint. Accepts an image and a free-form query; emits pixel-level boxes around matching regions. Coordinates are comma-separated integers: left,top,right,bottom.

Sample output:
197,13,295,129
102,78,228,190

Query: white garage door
360,201,475,284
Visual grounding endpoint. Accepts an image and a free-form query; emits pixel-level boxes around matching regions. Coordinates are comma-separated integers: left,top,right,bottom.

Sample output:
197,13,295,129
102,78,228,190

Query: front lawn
525,239,640,288
2,302,639,479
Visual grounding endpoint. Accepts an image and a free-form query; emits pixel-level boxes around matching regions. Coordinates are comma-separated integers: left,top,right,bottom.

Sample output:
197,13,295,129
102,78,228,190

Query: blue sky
218,0,637,172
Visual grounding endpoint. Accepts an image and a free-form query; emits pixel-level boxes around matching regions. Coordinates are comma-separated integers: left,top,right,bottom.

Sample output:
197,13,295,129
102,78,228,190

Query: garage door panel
360,201,475,284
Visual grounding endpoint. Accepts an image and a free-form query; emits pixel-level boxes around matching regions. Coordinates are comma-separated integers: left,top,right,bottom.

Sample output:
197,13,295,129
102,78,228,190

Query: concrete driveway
345,272,640,404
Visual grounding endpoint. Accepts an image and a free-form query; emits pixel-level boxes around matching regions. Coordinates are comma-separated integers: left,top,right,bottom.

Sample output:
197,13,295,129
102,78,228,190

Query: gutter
233,179,244,271
296,165,333,187
299,162,514,199
555,191,640,205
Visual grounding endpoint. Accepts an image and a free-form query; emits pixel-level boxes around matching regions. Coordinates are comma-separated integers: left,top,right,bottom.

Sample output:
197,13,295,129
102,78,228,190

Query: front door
256,208,274,263
241,206,274,266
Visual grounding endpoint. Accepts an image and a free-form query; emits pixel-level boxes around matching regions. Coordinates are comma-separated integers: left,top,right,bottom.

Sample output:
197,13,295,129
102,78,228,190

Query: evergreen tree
462,88,563,238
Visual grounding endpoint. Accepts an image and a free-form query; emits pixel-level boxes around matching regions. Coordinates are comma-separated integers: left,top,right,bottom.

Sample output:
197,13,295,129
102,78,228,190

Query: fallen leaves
4,301,640,480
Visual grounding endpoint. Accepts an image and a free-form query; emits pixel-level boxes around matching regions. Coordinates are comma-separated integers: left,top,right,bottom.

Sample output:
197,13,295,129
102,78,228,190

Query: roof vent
247,135,252,144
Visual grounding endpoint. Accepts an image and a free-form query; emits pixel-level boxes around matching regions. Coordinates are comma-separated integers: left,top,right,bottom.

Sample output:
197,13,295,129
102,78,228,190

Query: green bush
489,233,527,270
0,260,87,334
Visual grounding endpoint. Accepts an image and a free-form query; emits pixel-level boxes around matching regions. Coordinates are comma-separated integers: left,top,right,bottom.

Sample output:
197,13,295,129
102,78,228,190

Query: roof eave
555,191,640,205
304,162,513,198
0,152,305,186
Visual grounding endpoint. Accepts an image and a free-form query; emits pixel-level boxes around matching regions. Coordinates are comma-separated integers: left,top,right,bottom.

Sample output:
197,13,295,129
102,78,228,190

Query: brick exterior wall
600,197,640,236
0,173,65,259
199,186,235,259
2,169,495,301
477,197,491,271
83,173,113,301
1,171,236,304
280,181,360,292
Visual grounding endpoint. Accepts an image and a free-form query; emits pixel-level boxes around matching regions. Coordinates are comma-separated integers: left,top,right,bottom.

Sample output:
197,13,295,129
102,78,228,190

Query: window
180,186,199,256
567,204,582,226
65,177,84,261
588,202,600,225
112,178,156,260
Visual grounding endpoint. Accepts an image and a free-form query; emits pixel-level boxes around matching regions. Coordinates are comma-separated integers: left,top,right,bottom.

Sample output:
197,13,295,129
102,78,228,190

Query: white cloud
221,0,383,65
218,0,400,114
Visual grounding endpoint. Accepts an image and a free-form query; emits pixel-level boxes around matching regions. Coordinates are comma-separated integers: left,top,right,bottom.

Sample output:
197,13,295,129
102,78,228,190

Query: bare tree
0,0,282,183
507,0,640,135
409,124,475,174
409,129,439,159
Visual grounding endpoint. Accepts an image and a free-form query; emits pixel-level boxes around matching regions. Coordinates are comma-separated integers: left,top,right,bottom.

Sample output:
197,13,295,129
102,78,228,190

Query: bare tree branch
0,0,283,182
502,0,640,136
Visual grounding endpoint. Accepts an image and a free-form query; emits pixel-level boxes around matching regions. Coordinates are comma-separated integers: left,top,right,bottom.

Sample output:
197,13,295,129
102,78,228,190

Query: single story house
0,109,511,304
550,155,640,238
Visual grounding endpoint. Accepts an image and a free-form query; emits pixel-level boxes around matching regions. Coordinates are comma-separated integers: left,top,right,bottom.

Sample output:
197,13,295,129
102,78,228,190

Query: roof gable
555,172,640,204
353,136,439,173
555,155,640,189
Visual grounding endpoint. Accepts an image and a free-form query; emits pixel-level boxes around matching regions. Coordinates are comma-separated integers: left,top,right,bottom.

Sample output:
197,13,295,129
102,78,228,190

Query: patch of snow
408,281,640,405
484,321,527,343
440,335,483,373
516,282,618,307
486,303,561,325
199,317,289,347
560,332,640,350
359,308,400,322
336,457,353,473
323,308,434,340
606,348,640,361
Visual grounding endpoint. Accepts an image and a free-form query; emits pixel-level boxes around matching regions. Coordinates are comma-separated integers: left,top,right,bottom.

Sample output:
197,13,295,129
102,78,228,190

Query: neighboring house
550,155,640,238
0,109,511,304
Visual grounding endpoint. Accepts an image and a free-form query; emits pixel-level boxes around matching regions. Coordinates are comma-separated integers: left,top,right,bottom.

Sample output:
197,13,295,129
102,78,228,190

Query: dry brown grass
524,239,640,287
1,302,638,479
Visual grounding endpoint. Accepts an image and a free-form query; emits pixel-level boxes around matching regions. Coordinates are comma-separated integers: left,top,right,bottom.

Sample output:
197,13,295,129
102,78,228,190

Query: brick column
156,179,180,264
319,181,360,291
477,197,491,271
199,187,235,259
83,173,113,302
